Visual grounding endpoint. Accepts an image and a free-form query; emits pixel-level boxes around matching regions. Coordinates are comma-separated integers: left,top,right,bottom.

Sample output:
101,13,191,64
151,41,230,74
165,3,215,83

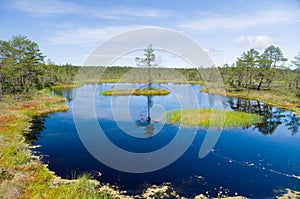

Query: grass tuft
100,88,170,96
164,108,262,128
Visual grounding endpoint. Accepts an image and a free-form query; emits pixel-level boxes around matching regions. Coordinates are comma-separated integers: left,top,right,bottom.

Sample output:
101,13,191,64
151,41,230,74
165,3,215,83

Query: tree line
0,35,79,94
0,35,299,97
219,46,300,96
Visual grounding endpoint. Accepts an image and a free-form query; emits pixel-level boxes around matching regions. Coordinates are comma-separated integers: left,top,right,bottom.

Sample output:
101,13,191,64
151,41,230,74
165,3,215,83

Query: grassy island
164,108,262,128
100,88,170,96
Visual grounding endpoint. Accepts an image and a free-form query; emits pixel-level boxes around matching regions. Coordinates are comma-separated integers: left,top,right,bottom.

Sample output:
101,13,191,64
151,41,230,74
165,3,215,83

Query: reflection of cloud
179,8,300,32
233,35,275,49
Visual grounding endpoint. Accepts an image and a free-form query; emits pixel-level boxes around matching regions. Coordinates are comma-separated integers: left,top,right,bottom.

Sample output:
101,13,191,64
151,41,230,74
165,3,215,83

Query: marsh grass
164,108,262,128
50,84,82,90
0,90,114,198
101,88,170,96
201,87,300,117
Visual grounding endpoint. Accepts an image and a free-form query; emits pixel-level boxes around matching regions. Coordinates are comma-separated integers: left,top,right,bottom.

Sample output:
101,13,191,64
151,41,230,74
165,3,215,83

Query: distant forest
0,35,299,97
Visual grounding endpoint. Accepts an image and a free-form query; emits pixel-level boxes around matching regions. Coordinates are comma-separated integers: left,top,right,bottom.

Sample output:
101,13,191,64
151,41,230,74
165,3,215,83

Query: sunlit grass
0,90,114,198
201,87,300,117
164,108,262,128
50,84,82,89
101,88,170,96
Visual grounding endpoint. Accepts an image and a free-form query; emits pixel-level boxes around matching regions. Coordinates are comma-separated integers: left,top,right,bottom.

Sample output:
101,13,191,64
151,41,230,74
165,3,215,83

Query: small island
164,108,262,128
100,88,170,96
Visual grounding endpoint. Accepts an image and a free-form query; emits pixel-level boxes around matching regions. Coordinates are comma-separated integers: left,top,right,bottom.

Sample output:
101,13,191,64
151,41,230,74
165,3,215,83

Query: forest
0,35,299,98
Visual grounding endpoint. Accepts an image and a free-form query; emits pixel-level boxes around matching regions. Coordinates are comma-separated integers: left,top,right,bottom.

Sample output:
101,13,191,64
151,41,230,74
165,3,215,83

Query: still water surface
30,84,300,198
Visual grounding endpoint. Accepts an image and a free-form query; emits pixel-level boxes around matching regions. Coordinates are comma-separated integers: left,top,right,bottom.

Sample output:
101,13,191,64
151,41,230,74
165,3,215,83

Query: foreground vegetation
101,88,170,96
1,35,299,198
0,91,116,198
164,108,262,128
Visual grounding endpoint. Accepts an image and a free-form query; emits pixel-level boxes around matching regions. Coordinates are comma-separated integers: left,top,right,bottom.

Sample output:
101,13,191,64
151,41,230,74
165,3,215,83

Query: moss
164,108,262,128
100,88,170,96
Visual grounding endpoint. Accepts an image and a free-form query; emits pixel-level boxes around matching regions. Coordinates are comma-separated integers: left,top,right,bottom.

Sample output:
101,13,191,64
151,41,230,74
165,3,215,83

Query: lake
29,83,300,198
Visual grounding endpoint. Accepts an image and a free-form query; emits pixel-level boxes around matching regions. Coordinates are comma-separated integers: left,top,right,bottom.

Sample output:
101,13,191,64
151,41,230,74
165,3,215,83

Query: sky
1,0,300,67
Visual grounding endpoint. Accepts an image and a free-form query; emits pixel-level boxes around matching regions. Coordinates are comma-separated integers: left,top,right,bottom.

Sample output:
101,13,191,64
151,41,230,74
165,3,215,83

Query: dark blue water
31,84,300,198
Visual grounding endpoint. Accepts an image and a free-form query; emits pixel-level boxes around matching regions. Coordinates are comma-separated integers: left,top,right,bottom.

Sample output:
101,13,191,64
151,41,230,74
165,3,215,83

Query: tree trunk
249,66,253,87
257,76,264,90
147,62,151,89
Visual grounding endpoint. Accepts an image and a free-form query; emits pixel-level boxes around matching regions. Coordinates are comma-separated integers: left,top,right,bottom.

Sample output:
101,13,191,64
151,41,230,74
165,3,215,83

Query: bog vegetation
1,35,299,98
164,108,263,128
0,35,300,198
101,88,170,96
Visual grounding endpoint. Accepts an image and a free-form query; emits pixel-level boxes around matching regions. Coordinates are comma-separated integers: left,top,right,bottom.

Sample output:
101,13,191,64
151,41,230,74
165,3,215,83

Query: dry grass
0,91,111,199
201,87,300,117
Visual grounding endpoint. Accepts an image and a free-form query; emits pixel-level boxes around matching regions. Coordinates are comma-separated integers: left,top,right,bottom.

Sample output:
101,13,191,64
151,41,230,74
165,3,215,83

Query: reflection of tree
144,124,155,139
227,98,289,135
53,88,74,102
285,113,300,135
24,116,46,143
135,95,155,139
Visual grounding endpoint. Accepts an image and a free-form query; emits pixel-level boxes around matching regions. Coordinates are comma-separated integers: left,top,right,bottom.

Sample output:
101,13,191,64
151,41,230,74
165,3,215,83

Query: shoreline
0,91,118,198
1,87,299,198
200,87,300,117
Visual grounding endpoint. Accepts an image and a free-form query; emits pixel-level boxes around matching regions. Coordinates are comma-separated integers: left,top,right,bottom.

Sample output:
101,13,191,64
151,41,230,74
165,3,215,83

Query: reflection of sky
70,83,299,139
72,83,216,121
39,83,300,197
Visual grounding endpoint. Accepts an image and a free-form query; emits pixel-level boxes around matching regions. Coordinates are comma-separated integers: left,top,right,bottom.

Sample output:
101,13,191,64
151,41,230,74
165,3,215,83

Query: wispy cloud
101,7,173,19
49,26,144,45
233,35,275,49
9,0,174,19
178,8,300,32
9,0,82,16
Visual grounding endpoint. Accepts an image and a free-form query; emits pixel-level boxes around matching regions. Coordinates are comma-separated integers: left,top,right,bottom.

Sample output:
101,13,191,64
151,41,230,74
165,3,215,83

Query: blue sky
1,0,300,67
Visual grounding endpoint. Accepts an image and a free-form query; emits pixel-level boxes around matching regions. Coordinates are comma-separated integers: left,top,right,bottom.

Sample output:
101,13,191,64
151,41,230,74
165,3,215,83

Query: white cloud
49,26,145,45
233,35,275,49
203,47,222,56
103,7,173,18
10,0,82,16
9,0,174,19
178,8,300,32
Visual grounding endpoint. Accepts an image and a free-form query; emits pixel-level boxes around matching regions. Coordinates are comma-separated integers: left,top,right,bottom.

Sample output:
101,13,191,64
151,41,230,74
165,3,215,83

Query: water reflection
30,84,300,198
227,98,299,135
51,86,299,136
285,113,300,135
52,88,74,102
135,96,155,139
25,116,46,143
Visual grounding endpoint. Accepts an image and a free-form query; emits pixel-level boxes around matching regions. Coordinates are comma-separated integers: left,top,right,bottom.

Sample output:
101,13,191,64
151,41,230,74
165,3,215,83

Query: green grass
164,108,262,128
100,88,170,96
50,84,82,90
0,90,115,198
